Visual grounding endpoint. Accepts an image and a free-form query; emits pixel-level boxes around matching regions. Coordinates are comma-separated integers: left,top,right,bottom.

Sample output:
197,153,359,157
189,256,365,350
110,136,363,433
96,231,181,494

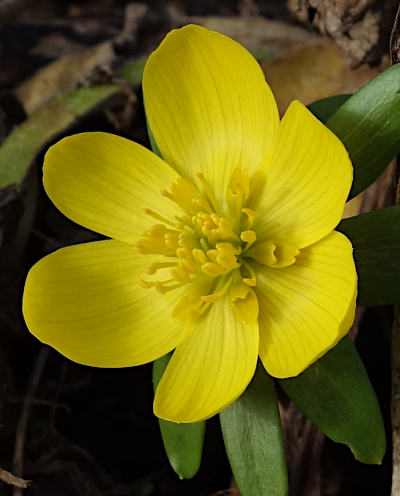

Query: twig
390,1,400,64
12,347,49,496
392,309,400,496
391,5,400,494
0,467,29,488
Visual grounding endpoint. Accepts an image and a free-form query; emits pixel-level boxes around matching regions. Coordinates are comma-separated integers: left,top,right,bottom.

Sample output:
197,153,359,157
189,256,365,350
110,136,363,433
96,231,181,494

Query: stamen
162,177,203,216
164,232,179,249
201,262,227,278
200,273,234,303
144,208,177,227
139,278,184,294
190,301,212,319
146,261,177,274
214,243,239,270
192,248,208,265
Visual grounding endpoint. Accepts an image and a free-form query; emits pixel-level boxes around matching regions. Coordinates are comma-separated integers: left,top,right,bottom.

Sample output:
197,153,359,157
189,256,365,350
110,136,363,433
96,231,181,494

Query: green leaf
148,115,205,480
153,354,205,479
148,118,205,479
326,64,400,199
280,336,386,464
220,364,288,496
0,58,147,189
308,94,351,123
118,58,147,86
0,85,117,188
337,205,400,305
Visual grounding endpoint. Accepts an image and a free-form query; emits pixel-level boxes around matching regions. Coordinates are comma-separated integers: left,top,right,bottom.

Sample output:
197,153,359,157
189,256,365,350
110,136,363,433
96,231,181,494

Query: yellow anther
192,248,208,265
201,262,227,278
211,213,219,225
135,224,177,256
144,208,176,227
146,261,177,275
200,238,210,251
155,280,183,294
215,243,238,270
137,171,265,318
162,177,203,216
178,232,198,247
176,247,191,259
139,278,182,294
164,232,179,249
181,259,197,273
207,249,218,263
216,218,236,239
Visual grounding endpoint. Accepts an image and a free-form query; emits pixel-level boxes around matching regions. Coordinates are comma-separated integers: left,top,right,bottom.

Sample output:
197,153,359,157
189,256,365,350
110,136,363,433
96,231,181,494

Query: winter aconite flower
22,25,357,423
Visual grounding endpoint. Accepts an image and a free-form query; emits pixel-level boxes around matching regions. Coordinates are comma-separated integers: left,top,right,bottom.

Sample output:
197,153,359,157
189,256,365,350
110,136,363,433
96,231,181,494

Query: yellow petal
256,231,357,378
154,296,259,422
43,132,181,244
251,100,353,248
143,24,279,205
23,240,185,367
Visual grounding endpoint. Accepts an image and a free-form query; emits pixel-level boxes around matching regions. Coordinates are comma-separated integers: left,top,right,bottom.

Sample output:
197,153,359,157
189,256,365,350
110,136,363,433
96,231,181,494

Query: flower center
135,168,299,323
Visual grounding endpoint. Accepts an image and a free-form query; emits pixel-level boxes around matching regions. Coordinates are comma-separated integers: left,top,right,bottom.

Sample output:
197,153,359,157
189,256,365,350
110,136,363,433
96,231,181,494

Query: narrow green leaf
337,205,400,305
153,354,205,479
147,118,206,479
0,58,147,189
326,64,400,199
280,336,386,464
0,85,117,188
220,364,288,496
118,58,147,86
308,94,351,124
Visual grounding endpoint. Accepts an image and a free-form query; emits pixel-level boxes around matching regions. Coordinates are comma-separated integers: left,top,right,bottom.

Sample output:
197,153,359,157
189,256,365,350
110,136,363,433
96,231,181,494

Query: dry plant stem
391,6,400,494
0,467,29,488
392,308,400,496
392,160,400,496
12,347,49,496
390,1,400,64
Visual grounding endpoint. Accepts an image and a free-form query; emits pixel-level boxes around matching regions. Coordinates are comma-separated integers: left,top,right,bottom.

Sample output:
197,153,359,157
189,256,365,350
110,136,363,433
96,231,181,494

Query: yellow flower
22,25,357,423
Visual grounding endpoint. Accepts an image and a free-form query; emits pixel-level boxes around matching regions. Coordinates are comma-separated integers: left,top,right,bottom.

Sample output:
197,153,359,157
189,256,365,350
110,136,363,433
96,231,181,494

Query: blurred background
0,0,398,494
